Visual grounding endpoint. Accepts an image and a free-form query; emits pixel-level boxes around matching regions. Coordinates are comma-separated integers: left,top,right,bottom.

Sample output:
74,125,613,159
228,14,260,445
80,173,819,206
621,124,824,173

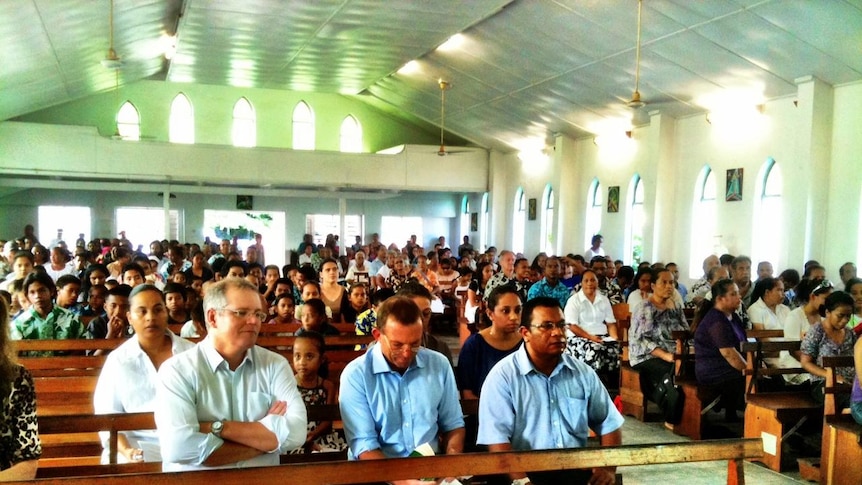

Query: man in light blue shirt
339,296,465,474
478,296,624,485
155,278,306,471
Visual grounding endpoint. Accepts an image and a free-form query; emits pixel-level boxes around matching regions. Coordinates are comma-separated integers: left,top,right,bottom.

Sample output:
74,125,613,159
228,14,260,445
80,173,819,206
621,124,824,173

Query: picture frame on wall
528,198,537,220
726,168,743,202
470,212,478,231
236,195,254,210
607,186,620,213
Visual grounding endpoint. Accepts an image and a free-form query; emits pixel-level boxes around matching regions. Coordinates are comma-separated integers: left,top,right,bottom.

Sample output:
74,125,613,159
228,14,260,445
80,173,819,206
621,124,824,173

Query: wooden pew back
820,355,862,485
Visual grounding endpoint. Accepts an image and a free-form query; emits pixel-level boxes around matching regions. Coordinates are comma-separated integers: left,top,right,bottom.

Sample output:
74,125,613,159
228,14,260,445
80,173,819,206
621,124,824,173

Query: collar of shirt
201,336,254,373
369,341,427,375
513,345,576,378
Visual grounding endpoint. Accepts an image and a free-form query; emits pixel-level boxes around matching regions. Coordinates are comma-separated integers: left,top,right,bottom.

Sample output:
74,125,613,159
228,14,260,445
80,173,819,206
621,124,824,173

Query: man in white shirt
155,278,306,471
584,234,605,261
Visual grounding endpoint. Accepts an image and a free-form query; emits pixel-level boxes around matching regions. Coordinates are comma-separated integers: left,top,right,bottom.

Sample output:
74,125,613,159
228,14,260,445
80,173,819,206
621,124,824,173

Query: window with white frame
169,93,194,144
305,214,364,248
512,188,525,255
689,166,717,278
115,207,181,246
380,216,423,250
753,159,783,267
340,115,362,153
627,175,645,265
481,192,489,252
203,210,286,268
292,101,314,150
460,195,470,244
37,206,92,247
541,185,555,254
116,101,140,141
585,178,602,251
232,97,256,147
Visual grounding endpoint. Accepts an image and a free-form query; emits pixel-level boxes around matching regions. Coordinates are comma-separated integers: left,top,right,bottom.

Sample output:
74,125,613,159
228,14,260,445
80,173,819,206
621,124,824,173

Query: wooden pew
615,304,648,421
740,340,819,472
820,355,862,485
8,438,764,485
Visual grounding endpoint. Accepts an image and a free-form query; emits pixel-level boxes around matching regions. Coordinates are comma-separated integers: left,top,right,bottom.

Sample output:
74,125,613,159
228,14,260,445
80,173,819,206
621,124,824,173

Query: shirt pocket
245,391,274,420
558,397,589,438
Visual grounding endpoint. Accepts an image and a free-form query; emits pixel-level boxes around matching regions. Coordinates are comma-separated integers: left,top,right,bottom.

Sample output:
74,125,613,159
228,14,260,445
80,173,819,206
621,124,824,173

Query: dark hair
706,265,727,282
302,298,327,318
121,263,145,280
294,331,329,378
617,265,634,280
320,258,339,270
302,280,321,293
275,277,293,288
56,274,81,289
711,278,736,301
372,288,395,306
530,253,547,272
88,284,107,296
821,291,854,317
163,282,187,299
731,255,751,269
589,256,607,267
274,292,295,306
628,267,652,293
375,296,422,330
348,283,367,295
651,267,671,283
750,277,780,305
778,269,800,288
107,284,132,299
845,277,862,294
298,265,318,283
247,262,263,273
12,251,34,264
129,284,164,303
23,271,55,295
591,234,603,244
719,254,735,267
221,260,248,277
487,284,521,311
802,264,826,279
264,265,280,274
691,278,736,330
520,296,562,328
396,281,432,301
475,262,493,283
457,267,474,277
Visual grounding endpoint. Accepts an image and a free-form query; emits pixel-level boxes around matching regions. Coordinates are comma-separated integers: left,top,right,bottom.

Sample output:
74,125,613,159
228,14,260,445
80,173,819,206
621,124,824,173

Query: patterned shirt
11,306,88,356
800,323,857,384
629,300,689,367
573,279,623,305
527,278,571,309
355,309,376,336
685,276,710,308
0,366,41,470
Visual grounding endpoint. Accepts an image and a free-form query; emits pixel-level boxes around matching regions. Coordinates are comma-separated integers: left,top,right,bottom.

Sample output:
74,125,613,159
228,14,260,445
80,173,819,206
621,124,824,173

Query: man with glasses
478,297,623,485
155,278,306,471
339,296,465,477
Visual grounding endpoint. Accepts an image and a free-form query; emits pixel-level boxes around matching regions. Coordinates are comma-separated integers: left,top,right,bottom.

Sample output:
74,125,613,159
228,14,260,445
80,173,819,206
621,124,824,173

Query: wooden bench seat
740,339,819,472
820,355,861,485
8,438,764,485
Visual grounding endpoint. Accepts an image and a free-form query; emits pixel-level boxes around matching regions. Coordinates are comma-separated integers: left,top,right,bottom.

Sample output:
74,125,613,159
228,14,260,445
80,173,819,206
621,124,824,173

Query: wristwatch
211,420,224,438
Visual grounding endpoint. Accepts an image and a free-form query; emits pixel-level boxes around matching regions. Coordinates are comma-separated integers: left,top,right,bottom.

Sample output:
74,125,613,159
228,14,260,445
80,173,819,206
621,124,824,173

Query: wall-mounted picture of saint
607,186,620,213
726,168,743,202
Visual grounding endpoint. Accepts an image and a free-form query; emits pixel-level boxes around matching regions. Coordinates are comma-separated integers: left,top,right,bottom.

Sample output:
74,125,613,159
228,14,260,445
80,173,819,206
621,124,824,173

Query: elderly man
478,296,624,485
155,278,306,471
339,296,464,480
686,255,720,308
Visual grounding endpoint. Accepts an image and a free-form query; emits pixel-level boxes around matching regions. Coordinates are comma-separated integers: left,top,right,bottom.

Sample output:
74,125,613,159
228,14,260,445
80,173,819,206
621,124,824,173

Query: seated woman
781,279,834,385
457,286,523,399
465,262,494,327
630,268,689,425
94,284,195,463
693,279,747,422
563,269,620,385
626,268,653,310
0,299,40,480
747,277,790,331
339,283,369,325
800,291,857,406
846,277,862,335
319,258,346,323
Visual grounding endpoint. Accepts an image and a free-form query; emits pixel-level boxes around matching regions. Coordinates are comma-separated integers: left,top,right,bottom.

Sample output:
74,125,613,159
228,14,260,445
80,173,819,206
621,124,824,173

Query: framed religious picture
528,198,537,220
726,168,743,202
470,212,478,231
607,186,620,213
236,195,254,210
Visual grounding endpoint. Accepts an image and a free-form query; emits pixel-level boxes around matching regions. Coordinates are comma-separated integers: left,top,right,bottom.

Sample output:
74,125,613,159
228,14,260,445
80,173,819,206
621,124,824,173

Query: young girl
294,281,333,320
291,332,346,453
298,298,340,336
270,293,298,325
340,283,369,324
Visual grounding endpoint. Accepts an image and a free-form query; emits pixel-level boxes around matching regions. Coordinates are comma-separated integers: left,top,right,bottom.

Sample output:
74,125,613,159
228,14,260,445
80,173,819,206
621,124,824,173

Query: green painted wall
14,81,442,152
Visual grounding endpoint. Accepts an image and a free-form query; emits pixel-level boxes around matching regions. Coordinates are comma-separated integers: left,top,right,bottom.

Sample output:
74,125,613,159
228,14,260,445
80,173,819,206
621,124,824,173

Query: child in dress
292,331,346,453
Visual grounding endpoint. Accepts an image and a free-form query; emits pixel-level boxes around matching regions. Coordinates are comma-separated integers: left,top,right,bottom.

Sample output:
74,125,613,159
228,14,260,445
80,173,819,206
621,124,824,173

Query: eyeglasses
812,280,834,295
382,334,422,354
217,308,268,322
530,321,568,332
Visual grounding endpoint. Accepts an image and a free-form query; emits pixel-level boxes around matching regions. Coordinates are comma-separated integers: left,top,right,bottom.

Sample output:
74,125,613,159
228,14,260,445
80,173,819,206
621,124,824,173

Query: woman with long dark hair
800,291,857,405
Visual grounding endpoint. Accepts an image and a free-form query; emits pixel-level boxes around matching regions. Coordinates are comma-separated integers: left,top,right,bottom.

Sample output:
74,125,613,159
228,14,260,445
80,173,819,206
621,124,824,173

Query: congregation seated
12,271,88,356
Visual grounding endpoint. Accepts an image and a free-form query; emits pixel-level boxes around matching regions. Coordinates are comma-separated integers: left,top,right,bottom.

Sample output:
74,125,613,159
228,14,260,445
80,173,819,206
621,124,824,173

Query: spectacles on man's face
530,321,567,332
381,334,422,354
217,308,268,322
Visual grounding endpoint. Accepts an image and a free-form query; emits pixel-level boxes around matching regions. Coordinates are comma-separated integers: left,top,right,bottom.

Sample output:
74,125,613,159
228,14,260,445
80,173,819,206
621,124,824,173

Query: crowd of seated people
0,224,860,479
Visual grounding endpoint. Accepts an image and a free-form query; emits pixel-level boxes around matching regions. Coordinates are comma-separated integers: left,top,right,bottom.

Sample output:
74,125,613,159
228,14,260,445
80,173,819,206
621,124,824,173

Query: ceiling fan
626,0,649,125
435,79,473,156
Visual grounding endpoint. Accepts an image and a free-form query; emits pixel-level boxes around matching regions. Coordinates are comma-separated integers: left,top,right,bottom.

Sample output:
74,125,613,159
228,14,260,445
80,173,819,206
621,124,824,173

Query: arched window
340,115,362,153
626,174,645,264
689,166,717,278
116,101,140,141
585,178,602,251
232,97,256,147
169,93,194,144
753,158,783,266
541,184,555,254
512,188,526,255
292,101,314,150
460,195,470,244
481,192,490,252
